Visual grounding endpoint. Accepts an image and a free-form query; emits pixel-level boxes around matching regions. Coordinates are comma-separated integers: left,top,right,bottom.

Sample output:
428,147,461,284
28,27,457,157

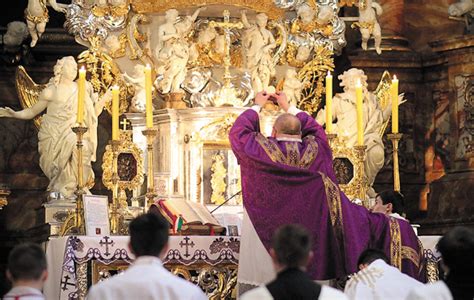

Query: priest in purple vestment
229,92,403,287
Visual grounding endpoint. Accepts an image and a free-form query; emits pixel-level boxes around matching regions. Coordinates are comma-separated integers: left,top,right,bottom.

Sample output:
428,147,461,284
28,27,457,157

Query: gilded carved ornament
130,0,286,19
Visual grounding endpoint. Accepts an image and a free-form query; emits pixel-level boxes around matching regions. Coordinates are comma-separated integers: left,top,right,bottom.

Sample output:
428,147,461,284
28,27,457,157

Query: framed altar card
83,195,110,237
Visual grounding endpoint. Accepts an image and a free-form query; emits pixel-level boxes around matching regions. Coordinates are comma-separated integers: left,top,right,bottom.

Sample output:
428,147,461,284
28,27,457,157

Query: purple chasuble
378,216,425,281
229,109,390,280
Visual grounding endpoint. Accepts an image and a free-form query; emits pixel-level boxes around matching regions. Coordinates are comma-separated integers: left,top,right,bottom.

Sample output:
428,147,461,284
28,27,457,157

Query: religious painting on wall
202,148,241,206
454,74,473,160
432,91,451,172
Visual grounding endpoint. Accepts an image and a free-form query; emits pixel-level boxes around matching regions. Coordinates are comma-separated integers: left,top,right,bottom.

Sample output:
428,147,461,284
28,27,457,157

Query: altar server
240,224,347,300
371,191,425,281
87,213,207,300
344,249,422,300
406,227,474,300
4,243,48,300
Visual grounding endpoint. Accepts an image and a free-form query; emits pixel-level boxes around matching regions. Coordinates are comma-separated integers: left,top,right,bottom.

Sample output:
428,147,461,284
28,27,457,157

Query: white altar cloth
44,235,240,300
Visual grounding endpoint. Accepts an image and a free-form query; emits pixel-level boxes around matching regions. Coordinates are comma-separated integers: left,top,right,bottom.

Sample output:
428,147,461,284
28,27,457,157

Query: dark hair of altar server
272,224,312,268
376,190,405,215
357,248,389,270
7,243,47,281
436,226,474,299
129,212,169,257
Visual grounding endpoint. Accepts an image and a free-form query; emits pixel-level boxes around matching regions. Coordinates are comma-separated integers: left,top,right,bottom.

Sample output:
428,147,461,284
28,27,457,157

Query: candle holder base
353,144,369,207
142,128,158,207
387,133,403,192
59,125,88,236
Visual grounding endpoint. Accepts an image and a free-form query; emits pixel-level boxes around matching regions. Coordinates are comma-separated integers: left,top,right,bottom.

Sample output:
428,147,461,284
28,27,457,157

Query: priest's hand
254,91,270,107
274,92,290,112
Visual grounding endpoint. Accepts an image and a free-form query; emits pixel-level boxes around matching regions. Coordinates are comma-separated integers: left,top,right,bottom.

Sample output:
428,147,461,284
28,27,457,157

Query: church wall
404,0,467,54
417,38,474,234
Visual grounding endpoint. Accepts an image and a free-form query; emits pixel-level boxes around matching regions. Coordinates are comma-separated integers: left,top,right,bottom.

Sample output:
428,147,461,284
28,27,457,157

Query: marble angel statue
123,64,147,112
0,57,108,200
241,10,277,93
25,0,68,47
316,68,404,197
354,0,383,54
155,8,204,94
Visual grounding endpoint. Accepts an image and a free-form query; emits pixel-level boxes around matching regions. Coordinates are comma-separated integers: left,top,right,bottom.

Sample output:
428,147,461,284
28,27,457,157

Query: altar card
83,195,110,237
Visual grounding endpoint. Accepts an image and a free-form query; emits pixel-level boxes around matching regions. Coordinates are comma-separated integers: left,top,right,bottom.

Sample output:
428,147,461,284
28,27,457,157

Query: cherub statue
3,21,29,50
189,25,223,66
155,8,204,93
316,68,403,197
0,57,108,200
123,64,147,112
25,0,68,47
104,34,126,58
241,11,277,93
354,0,383,54
291,3,333,36
316,5,335,37
282,68,305,106
296,45,312,63
449,0,474,17
448,0,474,33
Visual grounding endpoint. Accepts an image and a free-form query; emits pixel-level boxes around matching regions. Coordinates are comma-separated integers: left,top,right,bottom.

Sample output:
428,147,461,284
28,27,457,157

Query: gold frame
102,131,144,191
329,135,368,204
90,260,238,299
189,114,238,204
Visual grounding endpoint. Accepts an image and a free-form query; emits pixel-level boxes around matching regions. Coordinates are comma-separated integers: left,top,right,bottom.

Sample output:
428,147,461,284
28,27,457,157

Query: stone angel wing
375,70,392,137
15,66,47,129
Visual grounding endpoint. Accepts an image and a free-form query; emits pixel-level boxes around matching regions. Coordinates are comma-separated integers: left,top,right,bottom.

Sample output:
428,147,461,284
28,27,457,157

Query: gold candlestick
387,133,403,192
142,128,158,207
109,140,122,234
60,125,88,236
353,144,369,207
326,133,337,148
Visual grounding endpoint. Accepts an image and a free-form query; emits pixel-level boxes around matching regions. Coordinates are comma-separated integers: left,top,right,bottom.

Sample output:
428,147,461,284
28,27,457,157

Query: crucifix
120,118,130,131
210,10,243,88
179,236,195,258
99,236,115,256
60,275,75,291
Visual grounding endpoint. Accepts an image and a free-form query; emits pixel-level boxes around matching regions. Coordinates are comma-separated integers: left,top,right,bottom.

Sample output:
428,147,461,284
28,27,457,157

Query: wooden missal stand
149,199,225,236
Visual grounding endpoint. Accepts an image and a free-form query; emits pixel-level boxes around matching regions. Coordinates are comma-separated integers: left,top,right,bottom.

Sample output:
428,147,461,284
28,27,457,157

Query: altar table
44,235,440,300
44,235,240,300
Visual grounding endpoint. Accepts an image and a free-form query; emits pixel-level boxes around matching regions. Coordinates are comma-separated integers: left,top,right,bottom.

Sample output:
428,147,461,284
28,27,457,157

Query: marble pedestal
36,201,76,237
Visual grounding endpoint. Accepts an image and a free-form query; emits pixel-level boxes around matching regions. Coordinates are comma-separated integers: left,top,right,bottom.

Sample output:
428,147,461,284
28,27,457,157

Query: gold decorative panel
130,0,285,19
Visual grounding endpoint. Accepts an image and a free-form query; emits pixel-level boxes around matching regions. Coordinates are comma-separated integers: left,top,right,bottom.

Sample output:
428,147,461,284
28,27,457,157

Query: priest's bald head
272,113,302,139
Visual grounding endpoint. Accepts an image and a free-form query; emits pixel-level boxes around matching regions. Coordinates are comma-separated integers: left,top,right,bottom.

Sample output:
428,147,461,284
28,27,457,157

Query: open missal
155,199,225,235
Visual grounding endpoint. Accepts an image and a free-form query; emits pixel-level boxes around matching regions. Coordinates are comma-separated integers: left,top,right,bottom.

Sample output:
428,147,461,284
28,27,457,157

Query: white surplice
86,256,207,300
405,281,453,300
237,209,276,287
3,286,45,300
344,259,423,300
240,285,348,300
